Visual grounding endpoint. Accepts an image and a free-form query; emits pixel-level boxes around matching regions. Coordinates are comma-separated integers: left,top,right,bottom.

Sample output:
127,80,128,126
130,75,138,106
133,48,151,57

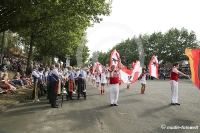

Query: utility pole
65,54,70,67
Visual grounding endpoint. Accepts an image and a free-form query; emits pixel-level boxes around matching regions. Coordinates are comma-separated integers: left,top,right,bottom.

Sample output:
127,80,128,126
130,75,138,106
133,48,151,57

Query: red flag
93,62,103,73
110,49,120,70
120,61,142,84
148,55,159,79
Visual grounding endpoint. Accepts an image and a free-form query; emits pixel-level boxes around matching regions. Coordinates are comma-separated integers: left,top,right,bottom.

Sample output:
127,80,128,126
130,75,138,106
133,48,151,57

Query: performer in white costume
170,62,190,105
100,68,107,94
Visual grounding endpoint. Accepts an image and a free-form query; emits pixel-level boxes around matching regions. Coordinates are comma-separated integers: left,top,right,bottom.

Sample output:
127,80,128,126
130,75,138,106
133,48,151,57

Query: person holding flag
108,59,121,106
170,62,190,105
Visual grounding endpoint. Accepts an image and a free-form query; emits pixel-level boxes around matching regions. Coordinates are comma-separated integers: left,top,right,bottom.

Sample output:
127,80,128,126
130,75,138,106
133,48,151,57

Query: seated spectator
13,61,18,71
12,72,25,88
18,62,25,73
0,66,7,79
0,66,17,87
0,72,17,93
6,58,13,71
20,73,32,87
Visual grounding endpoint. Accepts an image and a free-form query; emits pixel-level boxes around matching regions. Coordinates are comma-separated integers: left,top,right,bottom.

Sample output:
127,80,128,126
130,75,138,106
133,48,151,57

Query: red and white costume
100,72,107,84
90,73,95,80
108,70,120,104
170,67,179,104
95,73,100,83
140,73,146,84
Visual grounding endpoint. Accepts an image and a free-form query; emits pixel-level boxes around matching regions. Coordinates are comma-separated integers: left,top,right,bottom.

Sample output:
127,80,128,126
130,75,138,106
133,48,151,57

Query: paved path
0,79,199,133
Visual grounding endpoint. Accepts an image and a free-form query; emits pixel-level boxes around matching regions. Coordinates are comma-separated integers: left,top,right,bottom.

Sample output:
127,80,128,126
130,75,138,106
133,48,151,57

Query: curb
0,95,32,113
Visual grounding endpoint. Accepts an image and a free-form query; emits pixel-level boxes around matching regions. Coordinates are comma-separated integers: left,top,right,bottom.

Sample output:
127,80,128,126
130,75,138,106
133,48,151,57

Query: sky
86,0,200,56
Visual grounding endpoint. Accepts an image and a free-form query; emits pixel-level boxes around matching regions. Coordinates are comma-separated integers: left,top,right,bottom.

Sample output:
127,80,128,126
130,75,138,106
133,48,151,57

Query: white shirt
100,72,107,82
76,69,86,78
52,68,62,78
172,67,179,74
45,71,49,77
32,69,40,78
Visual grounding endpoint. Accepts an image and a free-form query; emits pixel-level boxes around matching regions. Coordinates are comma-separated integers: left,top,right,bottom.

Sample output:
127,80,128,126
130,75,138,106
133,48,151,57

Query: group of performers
32,63,87,108
86,60,190,107
31,59,190,108
87,68,110,95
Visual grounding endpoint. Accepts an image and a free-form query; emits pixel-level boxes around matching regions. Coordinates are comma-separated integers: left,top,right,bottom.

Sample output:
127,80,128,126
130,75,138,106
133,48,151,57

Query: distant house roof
9,48,28,58
163,63,173,68
178,60,188,66
182,64,190,68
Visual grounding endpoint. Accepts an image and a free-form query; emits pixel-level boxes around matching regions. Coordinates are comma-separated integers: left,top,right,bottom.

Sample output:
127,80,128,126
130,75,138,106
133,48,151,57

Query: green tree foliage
0,0,112,72
162,28,198,63
115,37,139,67
90,28,199,68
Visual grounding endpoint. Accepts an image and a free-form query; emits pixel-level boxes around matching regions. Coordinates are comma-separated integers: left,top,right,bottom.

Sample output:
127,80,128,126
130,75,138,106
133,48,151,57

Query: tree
1,0,112,73
162,28,199,63
91,27,199,69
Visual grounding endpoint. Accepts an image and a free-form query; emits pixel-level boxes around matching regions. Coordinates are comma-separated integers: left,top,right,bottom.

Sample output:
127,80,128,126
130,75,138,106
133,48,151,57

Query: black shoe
110,104,114,106
175,103,180,105
70,98,74,100
51,106,58,108
114,104,118,106
77,98,79,100
56,104,59,106
171,103,176,105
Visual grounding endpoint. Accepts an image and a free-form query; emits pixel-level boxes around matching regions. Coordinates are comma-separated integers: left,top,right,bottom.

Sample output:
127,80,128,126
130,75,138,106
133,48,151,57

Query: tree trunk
26,34,34,75
1,31,5,66
51,56,54,64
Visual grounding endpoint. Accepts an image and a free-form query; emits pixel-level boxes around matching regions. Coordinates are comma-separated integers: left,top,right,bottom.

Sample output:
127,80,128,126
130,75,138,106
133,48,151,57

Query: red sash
69,79,73,92
54,80,59,94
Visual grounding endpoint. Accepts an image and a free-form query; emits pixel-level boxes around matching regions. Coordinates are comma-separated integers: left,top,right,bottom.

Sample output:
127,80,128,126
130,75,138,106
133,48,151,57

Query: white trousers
109,84,119,104
170,80,178,103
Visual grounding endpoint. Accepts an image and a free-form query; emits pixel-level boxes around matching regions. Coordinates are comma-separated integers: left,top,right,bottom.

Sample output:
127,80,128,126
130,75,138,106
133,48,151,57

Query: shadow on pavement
138,105,171,118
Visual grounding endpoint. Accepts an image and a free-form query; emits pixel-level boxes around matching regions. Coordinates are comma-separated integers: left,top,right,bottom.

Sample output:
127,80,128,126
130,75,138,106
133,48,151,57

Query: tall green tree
91,27,199,69
2,0,112,73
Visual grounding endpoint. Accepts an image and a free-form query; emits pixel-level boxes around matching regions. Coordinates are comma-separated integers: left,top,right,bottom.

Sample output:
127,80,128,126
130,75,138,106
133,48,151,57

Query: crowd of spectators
0,55,44,94
2,55,27,73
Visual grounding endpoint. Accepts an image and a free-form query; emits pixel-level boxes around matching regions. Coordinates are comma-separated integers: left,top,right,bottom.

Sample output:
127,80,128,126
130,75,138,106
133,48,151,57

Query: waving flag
93,62,103,73
148,55,159,79
132,61,136,69
185,48,200,89
109,49,142,84
110,49,120,70
120,61,142,84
